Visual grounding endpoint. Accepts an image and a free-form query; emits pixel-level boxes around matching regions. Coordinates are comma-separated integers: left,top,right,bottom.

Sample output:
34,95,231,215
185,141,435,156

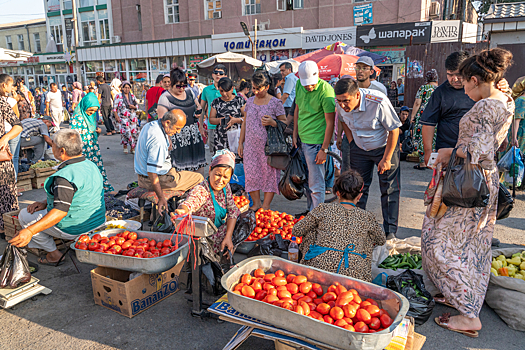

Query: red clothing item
146,86,165,110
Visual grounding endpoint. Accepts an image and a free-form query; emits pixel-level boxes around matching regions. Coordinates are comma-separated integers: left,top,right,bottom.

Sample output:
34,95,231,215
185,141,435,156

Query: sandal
434,294,455,309
38,257,65,266
414,164,427,170
434,313,479,338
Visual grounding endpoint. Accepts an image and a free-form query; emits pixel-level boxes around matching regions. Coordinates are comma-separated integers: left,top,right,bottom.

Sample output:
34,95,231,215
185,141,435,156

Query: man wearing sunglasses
200,64,235,154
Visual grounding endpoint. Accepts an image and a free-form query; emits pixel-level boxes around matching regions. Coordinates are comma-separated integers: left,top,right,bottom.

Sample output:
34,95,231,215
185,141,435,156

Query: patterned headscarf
425,69,438,83
73,82,82,89
511,76,525,100
210,149,236,170
74,92,100,133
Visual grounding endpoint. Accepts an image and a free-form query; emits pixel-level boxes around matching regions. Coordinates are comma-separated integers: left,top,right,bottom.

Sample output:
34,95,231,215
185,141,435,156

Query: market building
484,2,525,48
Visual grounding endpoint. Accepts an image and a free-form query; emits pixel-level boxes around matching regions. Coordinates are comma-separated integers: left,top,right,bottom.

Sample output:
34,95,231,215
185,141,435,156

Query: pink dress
244,96,285,193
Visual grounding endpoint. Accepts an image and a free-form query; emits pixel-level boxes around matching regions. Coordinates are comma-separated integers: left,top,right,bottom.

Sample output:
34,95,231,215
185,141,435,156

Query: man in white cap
293,61,336,210
355,56,387,95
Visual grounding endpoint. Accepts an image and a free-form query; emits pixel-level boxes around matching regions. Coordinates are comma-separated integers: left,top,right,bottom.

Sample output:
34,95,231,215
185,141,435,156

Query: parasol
197,52,263,81
264,59,300,76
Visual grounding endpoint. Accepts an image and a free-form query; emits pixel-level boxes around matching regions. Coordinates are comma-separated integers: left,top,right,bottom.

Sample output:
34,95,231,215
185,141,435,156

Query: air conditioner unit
213,11,222,19
429,2,440,17
252,21,270,31
113,35,121,43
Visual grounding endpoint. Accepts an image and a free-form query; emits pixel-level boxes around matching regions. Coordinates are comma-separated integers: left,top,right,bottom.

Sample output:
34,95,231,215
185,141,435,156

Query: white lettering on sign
222,38,287,51
379,28,426,39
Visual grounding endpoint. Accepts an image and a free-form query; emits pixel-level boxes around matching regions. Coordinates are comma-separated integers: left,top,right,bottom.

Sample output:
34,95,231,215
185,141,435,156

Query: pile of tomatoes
232,269,394,333
234,196,250,210
74,231,178,259
246,209,305,243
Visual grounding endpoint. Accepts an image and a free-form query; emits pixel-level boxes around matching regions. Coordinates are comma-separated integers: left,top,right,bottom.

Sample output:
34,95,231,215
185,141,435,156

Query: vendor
9,129,106,265
20,116,55,163
292,170,386,282
174,150,241,255
134,109,204,213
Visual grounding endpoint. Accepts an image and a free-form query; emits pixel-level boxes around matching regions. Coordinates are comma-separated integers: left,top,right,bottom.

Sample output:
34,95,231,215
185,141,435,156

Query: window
206,0,222,19
47,0,60,11
244,0,261,15
98,10,110,44
103,60,116,71
33,33,41,52
81,12,97,45
18,34,24,51
55,64,68,74
49,17,64,52
165,0,180,23
5,36,12,50
129,59,147,71
277,0,302,11
79,0,94,7
62,0,72,10
85,61,103,72
293,0,303,8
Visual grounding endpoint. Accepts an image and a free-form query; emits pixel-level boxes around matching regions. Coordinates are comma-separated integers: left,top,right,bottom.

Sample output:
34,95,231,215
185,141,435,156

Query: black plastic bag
265,120,291,156
231,210,256,248
442,149,490,208
151,209,175,233
401,130,415,154
387,270,435,325
247,235,290,258
0,244,31,289
199,237,226,295
230,183,245,196
497,183,514,220
288,150,307,185
279,163,304,201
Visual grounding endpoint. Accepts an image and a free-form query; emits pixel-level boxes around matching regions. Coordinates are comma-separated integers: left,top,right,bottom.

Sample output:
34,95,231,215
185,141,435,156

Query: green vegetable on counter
30,160,59,169
378,252,423,270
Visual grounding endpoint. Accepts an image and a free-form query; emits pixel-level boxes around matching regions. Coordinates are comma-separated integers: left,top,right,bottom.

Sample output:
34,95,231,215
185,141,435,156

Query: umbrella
197,52,263,81
0,48,32,62
343,46,388,65
264,59,300,76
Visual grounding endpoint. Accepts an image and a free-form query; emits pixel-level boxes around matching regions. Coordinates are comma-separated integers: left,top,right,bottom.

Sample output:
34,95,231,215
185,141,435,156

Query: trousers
138,168,203,192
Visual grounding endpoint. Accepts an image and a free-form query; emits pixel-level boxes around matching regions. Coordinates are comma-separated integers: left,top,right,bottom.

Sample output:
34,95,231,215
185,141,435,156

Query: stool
55,238,81,273
126,187,186,224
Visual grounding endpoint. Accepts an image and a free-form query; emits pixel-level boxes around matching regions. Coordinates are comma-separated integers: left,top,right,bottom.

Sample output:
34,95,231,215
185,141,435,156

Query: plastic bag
497,183,514,220
498,146,524,189
247,235,290,258
226,128,241,154
231,210,256,248
0,244,31,289
151,209,175,233
387,270,435,325
198,237,226,296
288,150,307,185
265,120,291,156
278,163,304,201
442,149,490,208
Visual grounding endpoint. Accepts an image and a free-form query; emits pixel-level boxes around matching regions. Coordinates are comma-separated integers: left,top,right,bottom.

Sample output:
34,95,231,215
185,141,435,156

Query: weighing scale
0,277,52,309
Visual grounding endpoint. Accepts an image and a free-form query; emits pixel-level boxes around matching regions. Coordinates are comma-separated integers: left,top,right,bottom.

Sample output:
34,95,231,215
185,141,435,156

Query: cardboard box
91,261,183,318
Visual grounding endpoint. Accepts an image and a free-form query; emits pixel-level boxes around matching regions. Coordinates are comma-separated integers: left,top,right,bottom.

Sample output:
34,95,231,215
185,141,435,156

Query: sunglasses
214,71,226,76
188,78,196,81
175,83,188,89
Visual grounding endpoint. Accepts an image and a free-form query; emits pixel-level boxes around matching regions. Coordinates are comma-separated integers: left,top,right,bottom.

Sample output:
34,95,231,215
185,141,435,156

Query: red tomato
308,302,317,312
343,317,353,325
295,305,305,315
281,302,293,311
107,248,118,255
263,274,275,282
255,290,267,301
78,235,90,243
156,241,163,249
88,242,99,251
276,285,287,291
365,305,381,318
327,301,336,308
380,314,393,328
148,239,156,247
312,283,324,296
241,285,255,298
293,275,307,285
291,293,305,301
263,282,275,292
286,283,298,294
335,285,348,296
378,309,387,317
316,303,331,315
344,324,356,332
309,311,324,321
277,290,292,299
160,247,170,255
366,298,379,307
241,273,252,285
360,301,372,308
314,298,324,305
343,304,358,318
94,248,104,253
134,253,144,258
334,319,348,328
121,231,129,239
299,301,310,316
99,238,109,244
254,268,265,278
127,232,137,240
322,292,337,303
150,248,159,255
274,270,285,277
112,245,122,253
323,315,334,324
162,239,172,247
356,309,371,324
234,283,245,292
99,243,109,251
107,240,116,247
298,296,313,304
123,250,134,257
122,240,134,249
337,291,354,301
306,291,317,299
267,288,277,297
251,280,262,292
115,237,125,245
330,306,344,320
266,295,279,304
92,233,102,241
354,322,369,333
352,294,362,304
272,277,287,286
327,285,337,294
369,317,381,330
144,252,154,259
299,282,312,294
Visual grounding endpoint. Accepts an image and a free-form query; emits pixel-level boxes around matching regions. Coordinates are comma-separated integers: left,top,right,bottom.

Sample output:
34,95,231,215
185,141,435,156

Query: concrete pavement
1,130,524,349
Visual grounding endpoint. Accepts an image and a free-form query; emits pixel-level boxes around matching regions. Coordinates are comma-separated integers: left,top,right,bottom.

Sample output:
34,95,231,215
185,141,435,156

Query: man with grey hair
10,129,106,265
135,109,203,213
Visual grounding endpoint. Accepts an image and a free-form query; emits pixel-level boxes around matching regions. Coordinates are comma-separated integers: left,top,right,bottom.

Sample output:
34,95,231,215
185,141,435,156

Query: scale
0,277,52,309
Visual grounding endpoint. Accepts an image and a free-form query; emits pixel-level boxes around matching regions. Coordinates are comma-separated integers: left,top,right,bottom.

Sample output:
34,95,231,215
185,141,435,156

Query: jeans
341,135,351,173
20,136,46,163
301,143,326,211
325,155,335,189
349,140,401,235
100,105,115,133
8,134,20,180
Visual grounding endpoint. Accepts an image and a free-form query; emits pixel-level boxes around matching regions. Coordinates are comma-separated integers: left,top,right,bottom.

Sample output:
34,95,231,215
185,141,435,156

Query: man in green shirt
293,61,336,210
200,64,227,155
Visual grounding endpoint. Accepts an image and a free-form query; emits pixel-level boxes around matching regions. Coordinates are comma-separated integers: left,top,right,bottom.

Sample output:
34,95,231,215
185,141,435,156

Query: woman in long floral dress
70,92,114,193
113,82,139,154
411,69,438,169
422,48,514,337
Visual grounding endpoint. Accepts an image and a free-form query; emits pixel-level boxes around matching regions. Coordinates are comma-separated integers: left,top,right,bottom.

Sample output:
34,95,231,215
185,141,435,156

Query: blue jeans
8,134,20,180
301,143,326,211
325,155,334,189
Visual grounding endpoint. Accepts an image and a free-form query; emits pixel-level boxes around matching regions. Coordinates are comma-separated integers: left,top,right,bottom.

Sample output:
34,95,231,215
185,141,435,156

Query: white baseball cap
298,61,319,86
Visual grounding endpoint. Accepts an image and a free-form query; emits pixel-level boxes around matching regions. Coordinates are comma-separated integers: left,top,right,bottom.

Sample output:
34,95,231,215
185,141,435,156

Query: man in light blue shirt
280,62,298,116
397,78,404,106
135,109,203,213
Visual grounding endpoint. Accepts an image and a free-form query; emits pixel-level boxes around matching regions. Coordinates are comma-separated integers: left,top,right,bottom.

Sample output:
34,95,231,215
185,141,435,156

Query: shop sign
212,31,302,53
370,47,405,64
302,27,357,50
354,4,373,26
431,20,460,43
188,55,209,70
356,22,431,47
28,54,72,64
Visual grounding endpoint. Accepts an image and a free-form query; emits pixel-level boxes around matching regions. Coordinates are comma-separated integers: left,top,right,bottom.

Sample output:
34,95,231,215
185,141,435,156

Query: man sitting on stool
10,129,106,265
135,109,204,214
20,116,55,163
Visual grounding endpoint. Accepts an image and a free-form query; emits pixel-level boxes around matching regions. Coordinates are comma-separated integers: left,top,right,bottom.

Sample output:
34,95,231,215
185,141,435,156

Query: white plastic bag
227,128,241,154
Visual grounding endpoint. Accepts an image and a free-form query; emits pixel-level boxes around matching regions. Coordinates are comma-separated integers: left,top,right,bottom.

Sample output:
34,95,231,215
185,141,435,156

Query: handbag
441,148,490,208
147,88,165,121
265,120,291,156
0,147,13,162
496,183,514,220
267,155,290,170
401,123,415,154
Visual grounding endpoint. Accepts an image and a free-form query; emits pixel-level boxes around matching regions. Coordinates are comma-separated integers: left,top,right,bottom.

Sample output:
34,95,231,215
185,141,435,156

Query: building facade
484,2,525,48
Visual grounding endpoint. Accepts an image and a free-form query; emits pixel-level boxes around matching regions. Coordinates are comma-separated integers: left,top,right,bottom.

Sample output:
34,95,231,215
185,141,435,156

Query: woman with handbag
156,66,206,173
422,49,514,337
238,71,286,211
209,77,245,154
0,74,23,238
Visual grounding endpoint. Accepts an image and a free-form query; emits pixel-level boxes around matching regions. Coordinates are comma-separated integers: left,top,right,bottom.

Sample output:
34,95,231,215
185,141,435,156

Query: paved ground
1,130,525,350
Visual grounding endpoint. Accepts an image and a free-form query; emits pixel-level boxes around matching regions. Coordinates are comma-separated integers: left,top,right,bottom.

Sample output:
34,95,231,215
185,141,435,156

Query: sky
0,0,46,25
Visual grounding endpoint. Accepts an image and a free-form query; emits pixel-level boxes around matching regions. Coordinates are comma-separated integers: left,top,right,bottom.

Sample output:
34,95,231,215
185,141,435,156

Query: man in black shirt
97,76,115,136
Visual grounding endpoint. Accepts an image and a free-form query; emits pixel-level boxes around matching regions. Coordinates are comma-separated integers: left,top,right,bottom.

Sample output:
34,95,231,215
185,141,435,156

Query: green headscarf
74,92,100,133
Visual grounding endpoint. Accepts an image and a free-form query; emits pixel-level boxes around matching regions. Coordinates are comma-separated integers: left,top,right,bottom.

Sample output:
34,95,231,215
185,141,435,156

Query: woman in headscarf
71,82,83,111
411,69,439,169
113,81,139,154
173,149,241,255
70,92,114,193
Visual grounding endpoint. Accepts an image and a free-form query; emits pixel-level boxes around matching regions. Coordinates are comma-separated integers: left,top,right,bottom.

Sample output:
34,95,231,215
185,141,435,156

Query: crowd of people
0,47,521,338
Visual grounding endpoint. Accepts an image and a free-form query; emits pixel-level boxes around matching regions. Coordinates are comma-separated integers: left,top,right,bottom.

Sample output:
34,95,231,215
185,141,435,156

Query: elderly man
134,109,203,213
10,129,106,264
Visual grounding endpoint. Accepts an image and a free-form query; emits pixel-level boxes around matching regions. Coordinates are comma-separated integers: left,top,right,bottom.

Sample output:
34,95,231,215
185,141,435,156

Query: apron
209,178,227,228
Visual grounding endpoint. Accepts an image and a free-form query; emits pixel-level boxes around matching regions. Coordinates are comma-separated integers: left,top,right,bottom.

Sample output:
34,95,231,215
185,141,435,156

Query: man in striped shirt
20,116,54,163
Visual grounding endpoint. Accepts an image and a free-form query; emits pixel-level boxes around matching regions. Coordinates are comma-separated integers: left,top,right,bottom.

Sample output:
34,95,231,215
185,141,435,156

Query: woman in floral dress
422,49,514,337
174,150,240,255
113,81,139,154
70,92,114,193
411,69,438,169
238,71,286,211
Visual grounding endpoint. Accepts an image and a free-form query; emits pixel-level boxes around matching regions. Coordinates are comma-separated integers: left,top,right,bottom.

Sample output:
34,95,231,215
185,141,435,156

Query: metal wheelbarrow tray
221,256,409,350
71,229,189,274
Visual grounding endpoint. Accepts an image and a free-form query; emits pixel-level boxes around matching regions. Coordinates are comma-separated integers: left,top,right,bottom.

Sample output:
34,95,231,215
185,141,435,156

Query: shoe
124,148,129,154
131,149,135,154
491,238,500,247
204,144,209,149
386,233,396,240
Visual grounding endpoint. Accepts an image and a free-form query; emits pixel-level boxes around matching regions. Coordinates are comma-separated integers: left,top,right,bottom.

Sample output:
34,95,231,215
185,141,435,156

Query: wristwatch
323,148,329,153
